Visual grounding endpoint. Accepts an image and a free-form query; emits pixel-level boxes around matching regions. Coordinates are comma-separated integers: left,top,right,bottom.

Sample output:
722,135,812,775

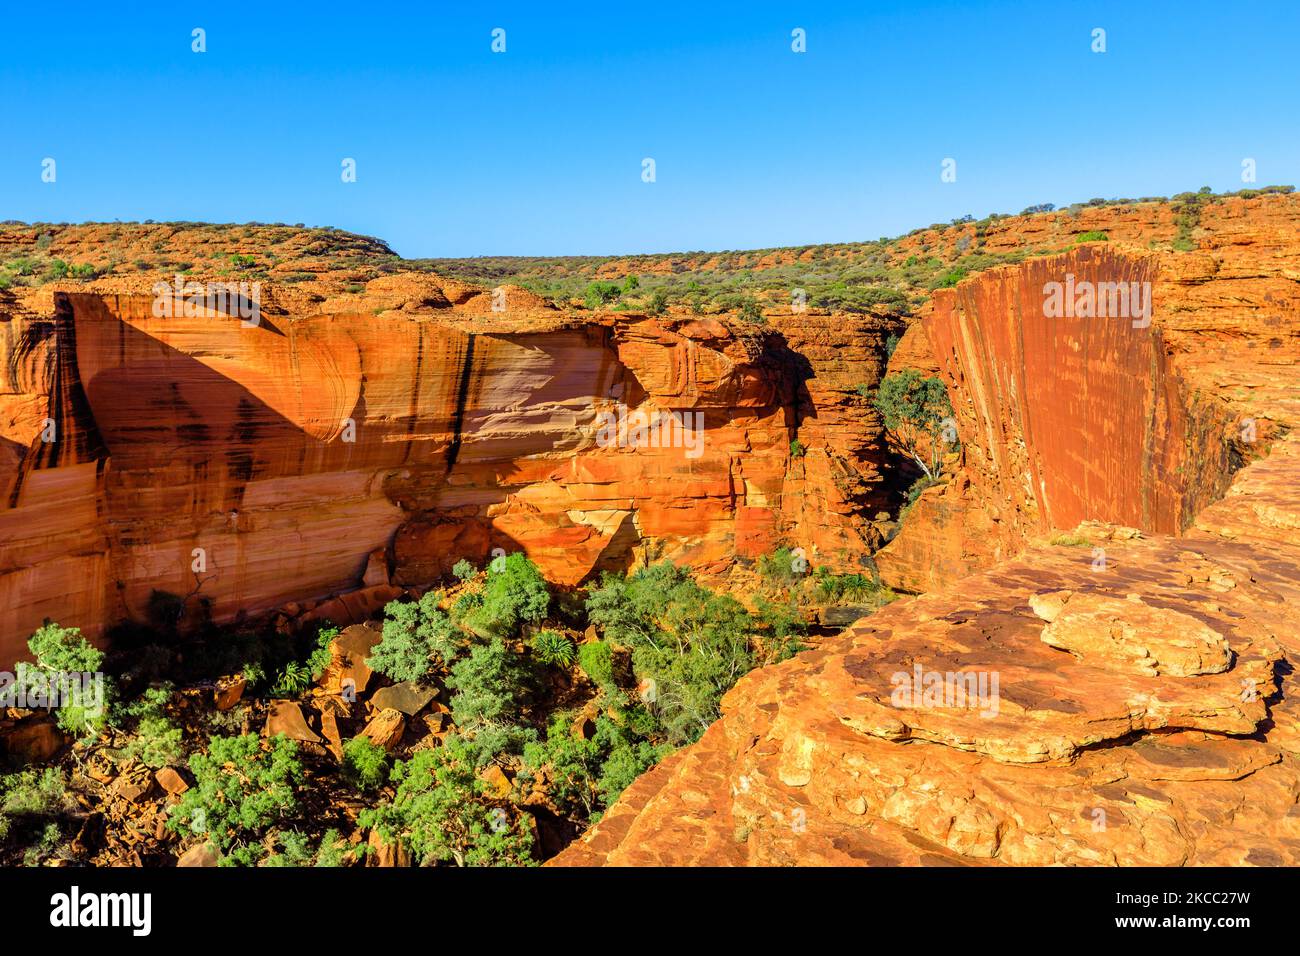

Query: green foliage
17,622,108,738
577,640,615,688
463,553,549,638
522,707,664,819
647,288,668,315
884,332,900,358
452,558,476,582
271,660,311,697
737,297,764,323
169,734,302,854
307,625,338,680
120,686,183,769
369,592,462,682
789,438,805,458
751,596,806,663
359,735,535,866
0,767,73,854
258,828,351,867
756,545,806,584
447,639,533,747
934,266,968,288
871,369,955,480
621,274,640,292
586,563,758,746
1075,230,1109,243
342,736,389,791
531,630,575,668
583,280,621,309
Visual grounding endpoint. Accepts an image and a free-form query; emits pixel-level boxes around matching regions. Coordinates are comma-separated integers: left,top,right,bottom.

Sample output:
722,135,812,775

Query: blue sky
1,1,1295,257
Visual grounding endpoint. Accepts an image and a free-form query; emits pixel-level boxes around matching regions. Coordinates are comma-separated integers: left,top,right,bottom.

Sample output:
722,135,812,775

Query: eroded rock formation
552,221,1300,866
1,280,894,664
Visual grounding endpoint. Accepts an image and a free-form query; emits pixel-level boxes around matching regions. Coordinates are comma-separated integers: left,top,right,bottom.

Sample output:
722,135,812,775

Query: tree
358,735,535,867
871,369,955,480
586,563,757,746
168,734,302,856
368,592,461,682
647,288,669,316
462,553,549,638
17,623,109,738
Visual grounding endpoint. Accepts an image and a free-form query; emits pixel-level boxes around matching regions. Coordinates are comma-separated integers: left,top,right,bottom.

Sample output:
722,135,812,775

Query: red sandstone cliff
551,214,1300,866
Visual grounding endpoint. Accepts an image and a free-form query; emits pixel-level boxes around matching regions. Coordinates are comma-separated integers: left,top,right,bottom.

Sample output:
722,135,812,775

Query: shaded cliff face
2,285,893,663
552,238,1300,867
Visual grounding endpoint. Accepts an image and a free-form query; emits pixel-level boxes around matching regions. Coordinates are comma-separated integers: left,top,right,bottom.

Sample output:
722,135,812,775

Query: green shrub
583,281,621,310
531,630,575,668
789,439,805,458
369,592,462,682
576,640,615,688
756,545,805,584
270,660,311,697
358,735,535,867
16,623,108,738
647,288,669,315
1075,230,1109,243
342,736,389,791
586,563,757,746
169,733,302,854
452,559,476,582
120,686,183,769
463,553,549,638
447,639,533,743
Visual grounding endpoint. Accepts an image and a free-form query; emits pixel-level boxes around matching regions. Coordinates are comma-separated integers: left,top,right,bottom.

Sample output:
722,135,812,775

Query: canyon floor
0,188,1296,866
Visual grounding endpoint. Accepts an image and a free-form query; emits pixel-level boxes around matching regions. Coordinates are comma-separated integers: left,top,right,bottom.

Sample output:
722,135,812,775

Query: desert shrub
751,596,806,663
271,660,311,697
522,707,663,819
259,829,351,867
647,288,668,315
1075,230,1109,243
369,592,462,682
531,630,575,668
586,563,757,745
452,558,476,582
463,553,549,638
16,623,108,738
342,736,389,791
576,640,615,688
358,735,535,867
447,638,533,738
120,685,183,769
583,281,621,309
168,734,302,855
756,545,805,584
0,767,74,858
789,439,805,458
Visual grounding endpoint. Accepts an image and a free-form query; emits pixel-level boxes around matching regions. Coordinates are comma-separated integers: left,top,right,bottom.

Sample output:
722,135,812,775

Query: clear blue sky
1,1,1294,257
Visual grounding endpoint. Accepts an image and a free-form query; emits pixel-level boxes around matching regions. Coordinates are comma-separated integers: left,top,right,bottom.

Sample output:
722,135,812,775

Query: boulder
359,708,405,752
264,700,323,744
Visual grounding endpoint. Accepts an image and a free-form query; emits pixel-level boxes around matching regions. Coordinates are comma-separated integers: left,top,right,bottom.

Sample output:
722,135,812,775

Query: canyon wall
552,237,1300,866
0,284,895,665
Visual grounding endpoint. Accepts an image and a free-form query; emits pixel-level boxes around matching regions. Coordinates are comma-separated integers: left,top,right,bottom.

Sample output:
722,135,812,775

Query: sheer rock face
552,224,1300,867
0,290,811,661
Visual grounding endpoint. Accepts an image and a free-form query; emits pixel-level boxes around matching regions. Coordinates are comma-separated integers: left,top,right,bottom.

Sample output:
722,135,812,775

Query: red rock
214,676,246,711
359,708,405,752
366,827,410,867
1,719,65,763
263,700,322,744
177,843,220,867
154,767,189,795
